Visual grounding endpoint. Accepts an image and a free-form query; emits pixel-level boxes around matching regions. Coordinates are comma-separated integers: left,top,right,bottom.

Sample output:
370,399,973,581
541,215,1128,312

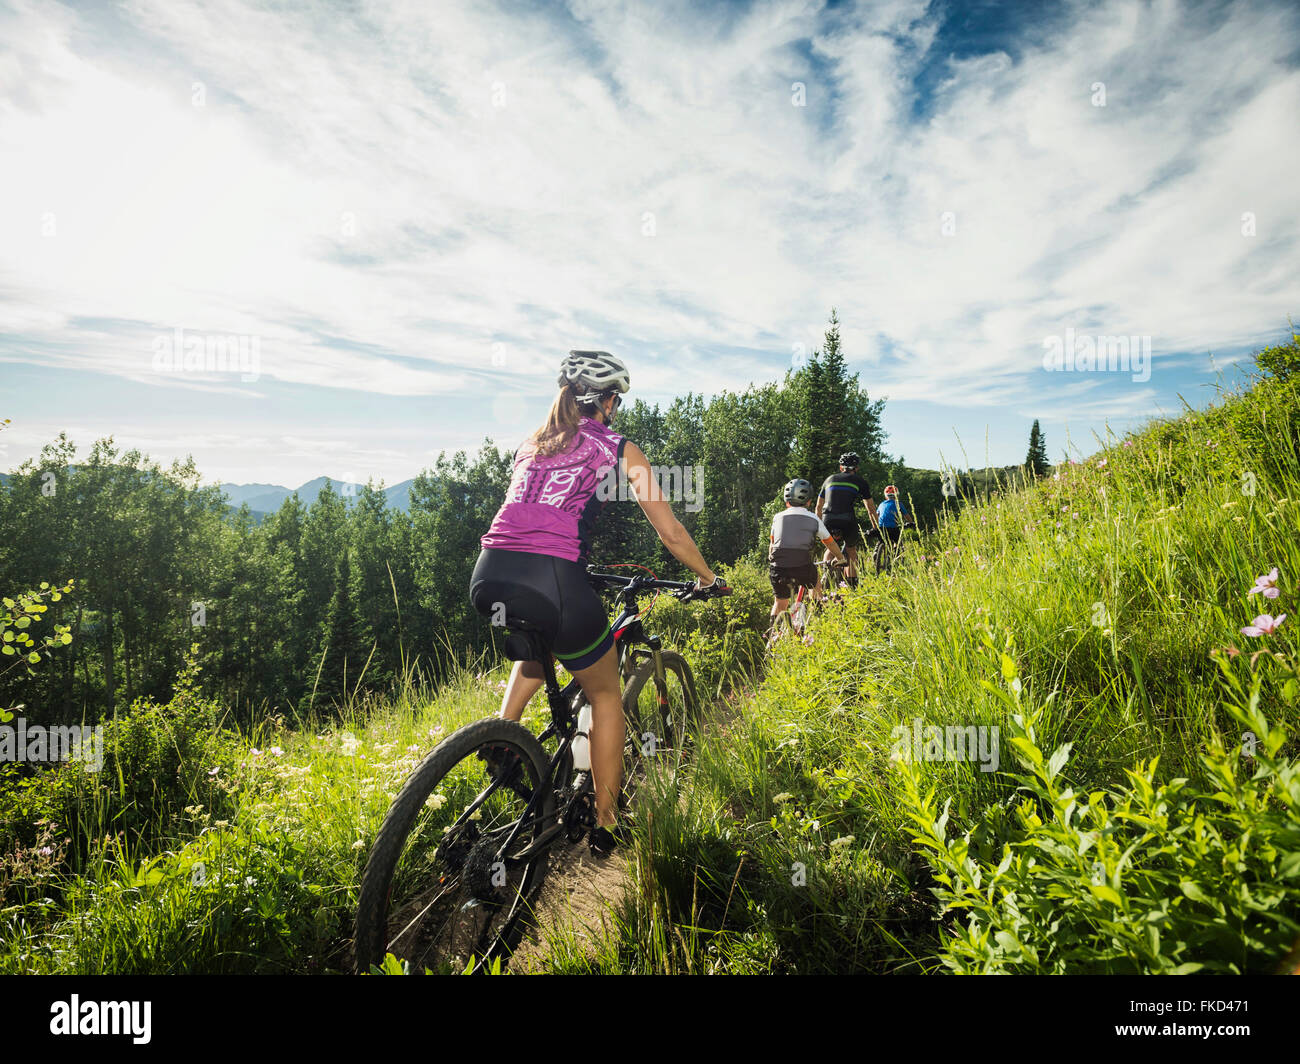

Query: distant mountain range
0,470,414,520
218,477,415,518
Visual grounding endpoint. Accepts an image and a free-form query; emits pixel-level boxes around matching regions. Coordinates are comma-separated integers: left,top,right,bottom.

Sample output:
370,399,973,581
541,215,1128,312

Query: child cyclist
769,479,848,636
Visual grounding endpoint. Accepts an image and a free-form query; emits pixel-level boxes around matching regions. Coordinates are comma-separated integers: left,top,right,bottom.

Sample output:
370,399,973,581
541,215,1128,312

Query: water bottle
572,703,594,771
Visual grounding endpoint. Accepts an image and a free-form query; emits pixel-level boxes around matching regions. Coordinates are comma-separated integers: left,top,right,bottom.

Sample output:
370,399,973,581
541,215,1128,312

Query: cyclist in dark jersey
815,451,878,587
470,351,720,855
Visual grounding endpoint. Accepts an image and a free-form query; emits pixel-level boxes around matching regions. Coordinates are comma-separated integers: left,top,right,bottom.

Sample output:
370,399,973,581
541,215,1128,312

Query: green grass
543,347,1300,973
5,337,1300,974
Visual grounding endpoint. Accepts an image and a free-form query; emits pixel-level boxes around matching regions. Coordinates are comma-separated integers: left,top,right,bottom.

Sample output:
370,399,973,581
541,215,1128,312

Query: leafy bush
900,650,1300,974
0,646,244,891
12,821,337,974
647,558,771,693
1,581,76,719
1256,330,1300,382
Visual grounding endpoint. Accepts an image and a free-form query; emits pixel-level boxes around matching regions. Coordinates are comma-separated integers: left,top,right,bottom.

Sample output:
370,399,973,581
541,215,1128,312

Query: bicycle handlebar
586,568,732,602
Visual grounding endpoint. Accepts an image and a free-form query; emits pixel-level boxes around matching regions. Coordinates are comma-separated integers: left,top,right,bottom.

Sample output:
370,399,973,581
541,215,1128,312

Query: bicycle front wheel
621,651,699,763
353,717,555,974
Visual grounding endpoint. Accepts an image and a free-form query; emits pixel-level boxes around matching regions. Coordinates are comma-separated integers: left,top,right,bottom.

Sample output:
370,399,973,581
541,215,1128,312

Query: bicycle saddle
501,625,548,663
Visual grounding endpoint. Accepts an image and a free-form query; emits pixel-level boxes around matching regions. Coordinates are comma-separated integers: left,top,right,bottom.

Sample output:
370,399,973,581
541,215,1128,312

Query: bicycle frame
487,571,698,863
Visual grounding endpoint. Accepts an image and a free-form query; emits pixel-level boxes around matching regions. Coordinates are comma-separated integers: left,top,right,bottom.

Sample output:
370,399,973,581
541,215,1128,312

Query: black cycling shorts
469,548,613,671
823,513,864,549
769,560,818,599
878,526,902,545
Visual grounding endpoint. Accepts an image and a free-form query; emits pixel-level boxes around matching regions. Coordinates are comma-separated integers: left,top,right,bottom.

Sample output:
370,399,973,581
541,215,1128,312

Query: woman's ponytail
530,384,599,457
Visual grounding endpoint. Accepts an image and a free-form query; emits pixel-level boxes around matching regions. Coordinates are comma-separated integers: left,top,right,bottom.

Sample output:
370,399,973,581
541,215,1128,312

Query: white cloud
0,0,1295,471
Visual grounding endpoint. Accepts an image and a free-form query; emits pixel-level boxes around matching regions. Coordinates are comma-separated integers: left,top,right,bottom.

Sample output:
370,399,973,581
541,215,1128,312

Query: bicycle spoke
366,739,549,973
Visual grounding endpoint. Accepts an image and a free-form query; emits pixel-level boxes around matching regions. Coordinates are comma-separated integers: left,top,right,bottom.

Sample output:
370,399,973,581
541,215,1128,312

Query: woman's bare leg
499,659,544,721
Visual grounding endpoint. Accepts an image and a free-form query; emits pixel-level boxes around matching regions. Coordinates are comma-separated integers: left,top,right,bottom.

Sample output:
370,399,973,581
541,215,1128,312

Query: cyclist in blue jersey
873,484,914,574
815,452,878,588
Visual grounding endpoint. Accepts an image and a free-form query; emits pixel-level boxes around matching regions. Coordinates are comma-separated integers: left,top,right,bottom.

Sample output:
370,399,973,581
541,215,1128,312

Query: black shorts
769,560,818,599
824,514,864,549
469,548,613,671
878,526,902,545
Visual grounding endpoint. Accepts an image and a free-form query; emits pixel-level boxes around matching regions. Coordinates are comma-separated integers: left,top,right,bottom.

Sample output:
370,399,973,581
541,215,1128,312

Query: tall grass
548,356,1300,973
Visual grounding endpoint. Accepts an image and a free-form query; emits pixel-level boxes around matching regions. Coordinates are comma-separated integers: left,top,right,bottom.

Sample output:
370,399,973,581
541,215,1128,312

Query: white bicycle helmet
558,350,630,401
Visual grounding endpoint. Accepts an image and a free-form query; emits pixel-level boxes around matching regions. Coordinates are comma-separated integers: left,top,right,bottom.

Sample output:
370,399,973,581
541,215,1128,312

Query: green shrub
900,650,1300,974
1256,330,1300,382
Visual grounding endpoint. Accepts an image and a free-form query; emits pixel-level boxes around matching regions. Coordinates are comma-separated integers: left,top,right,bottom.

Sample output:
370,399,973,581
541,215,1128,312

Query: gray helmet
558,350,630,401
783,478,813,504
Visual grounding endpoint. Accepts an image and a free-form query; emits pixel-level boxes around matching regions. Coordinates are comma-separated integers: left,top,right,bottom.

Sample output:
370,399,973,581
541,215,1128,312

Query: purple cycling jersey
480,416,627,563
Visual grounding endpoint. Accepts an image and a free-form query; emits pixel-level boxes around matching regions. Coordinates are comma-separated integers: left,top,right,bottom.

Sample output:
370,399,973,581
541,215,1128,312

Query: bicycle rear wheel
353,717,555,974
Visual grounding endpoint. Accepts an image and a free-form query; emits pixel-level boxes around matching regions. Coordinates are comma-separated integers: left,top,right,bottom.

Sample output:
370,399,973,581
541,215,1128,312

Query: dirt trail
506,838,629,971
505,683,754,972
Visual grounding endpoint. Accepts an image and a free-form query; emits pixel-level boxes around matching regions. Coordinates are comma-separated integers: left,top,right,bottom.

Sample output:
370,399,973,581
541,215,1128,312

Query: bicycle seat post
502,626,572,737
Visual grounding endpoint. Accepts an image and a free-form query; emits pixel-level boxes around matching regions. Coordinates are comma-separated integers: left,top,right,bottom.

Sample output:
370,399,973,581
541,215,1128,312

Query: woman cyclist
469,350,721,856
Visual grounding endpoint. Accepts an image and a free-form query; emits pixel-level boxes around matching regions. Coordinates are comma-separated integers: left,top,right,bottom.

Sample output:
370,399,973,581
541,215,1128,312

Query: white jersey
769,507,831,567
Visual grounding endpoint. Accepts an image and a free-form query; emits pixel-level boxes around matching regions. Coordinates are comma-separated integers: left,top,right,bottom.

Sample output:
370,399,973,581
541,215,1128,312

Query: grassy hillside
4,338,1299,974
582,342,1300,974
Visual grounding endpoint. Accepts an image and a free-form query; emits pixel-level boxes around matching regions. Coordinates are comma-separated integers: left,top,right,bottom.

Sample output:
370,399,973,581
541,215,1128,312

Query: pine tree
1026,420,1050,477
317,549,368,708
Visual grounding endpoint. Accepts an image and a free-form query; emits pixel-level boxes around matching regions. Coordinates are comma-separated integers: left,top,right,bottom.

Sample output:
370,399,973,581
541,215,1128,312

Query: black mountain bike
352,568,730,974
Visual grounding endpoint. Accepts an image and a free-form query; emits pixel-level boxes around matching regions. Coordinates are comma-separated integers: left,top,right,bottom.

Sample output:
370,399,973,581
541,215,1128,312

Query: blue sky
0,0,1297,489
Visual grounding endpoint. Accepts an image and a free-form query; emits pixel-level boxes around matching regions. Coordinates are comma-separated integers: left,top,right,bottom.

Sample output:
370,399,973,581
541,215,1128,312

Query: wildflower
1221,501,1238,510
1123,440,1134,448
1097,458,1108,467
429,793,447,810
249,748,261,756
802,633,815,646
1248,568,1280,599
39,846,53,857
1241,614,1286,637
351,840,365,850
829,835,855,849
269,746,283,757
208,767,220,777
773,792,794,804
468,807,482,821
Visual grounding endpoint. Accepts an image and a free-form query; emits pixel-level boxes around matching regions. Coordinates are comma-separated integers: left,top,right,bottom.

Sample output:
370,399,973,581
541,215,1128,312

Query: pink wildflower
1241,614,1286,637
1248,568,1281,600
